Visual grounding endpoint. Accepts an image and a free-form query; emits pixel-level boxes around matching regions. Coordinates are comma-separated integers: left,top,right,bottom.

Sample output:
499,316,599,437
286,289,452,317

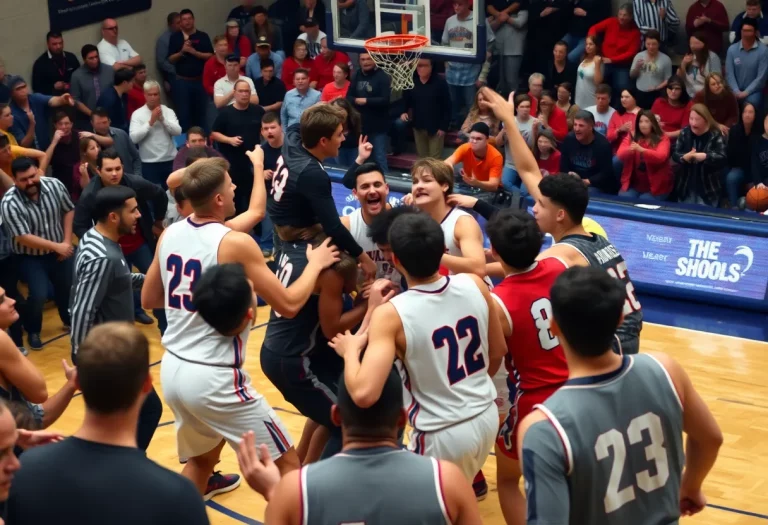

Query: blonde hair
411,158,454,196
181,157,230,209
689,103,721,134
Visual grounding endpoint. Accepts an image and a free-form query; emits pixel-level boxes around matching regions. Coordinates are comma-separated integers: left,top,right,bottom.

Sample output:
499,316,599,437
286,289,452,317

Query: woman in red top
537,90,568,142
651,75,691,143
226,20,252,70
321,63,351,102
282,40,314,91
607,88,641,152
534,128,561,175
617,109,672,200
692,72,738,134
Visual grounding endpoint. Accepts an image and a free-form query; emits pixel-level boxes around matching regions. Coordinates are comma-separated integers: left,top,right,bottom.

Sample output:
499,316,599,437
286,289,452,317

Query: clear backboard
325,0,487,63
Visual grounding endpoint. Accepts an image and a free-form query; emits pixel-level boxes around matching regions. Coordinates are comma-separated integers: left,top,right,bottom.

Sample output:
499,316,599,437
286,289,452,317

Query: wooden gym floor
30,305,768,524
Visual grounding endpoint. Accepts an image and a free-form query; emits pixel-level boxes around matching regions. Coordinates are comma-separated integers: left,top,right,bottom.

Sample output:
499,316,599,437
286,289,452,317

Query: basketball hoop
364,34,429,91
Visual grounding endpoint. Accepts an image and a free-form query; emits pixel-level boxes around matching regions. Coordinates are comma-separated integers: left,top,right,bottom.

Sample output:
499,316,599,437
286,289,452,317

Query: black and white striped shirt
70,228,144,356
0,177,74,256
633,0,680,45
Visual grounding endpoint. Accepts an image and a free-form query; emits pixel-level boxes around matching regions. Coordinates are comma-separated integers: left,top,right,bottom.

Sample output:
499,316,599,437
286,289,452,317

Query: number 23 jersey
389,274,497,433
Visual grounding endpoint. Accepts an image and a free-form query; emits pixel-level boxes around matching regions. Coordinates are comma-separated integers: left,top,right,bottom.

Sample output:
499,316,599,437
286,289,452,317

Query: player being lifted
142,154,339,497
478,87,643,354
331,212,506,486
519,266,722,524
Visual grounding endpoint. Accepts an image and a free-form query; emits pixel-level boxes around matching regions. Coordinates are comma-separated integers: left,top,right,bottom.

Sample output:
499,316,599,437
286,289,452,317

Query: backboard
325,0,487,64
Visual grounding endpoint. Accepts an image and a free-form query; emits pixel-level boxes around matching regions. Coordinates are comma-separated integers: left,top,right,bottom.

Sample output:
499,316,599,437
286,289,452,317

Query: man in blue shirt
281,69,321,129
726,16,768,107
8,76,74,150
96,68,134,133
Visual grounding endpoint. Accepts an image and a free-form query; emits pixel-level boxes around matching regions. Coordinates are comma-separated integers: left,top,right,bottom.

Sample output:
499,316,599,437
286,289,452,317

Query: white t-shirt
585,105,616,136
97,39,139,66
213,76,257,105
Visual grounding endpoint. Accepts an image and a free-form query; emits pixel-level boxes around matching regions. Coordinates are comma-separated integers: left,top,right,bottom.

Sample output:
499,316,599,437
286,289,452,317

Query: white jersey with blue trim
390,274,497,433
159,218,252,367
348,208,403,285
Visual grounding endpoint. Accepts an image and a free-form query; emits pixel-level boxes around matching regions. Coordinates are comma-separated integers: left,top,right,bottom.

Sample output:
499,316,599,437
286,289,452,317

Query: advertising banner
48,0,152,32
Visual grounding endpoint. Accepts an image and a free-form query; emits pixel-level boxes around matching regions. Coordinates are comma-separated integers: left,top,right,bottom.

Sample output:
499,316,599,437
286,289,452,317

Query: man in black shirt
211,80,265,215
254,59,286,114
269,104,376,277
6,322,209,525
167,9,213,131
545,41,578,90
31,31,80,96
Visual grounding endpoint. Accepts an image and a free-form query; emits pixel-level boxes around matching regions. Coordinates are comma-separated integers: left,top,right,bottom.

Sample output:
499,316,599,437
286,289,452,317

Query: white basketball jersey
390,274,497,432
159,218,251,367
348,208,402,284
440,207,471,260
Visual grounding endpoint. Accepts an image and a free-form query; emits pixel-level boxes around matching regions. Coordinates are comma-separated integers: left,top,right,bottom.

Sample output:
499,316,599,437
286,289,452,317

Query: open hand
306,237,340,270
16,429,65,450
446,193,479,209
246,144,264,166
237,431,281,501
329,329,369,358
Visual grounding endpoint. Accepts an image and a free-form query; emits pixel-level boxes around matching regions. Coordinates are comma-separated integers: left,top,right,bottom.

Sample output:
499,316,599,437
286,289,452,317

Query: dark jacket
347,67,392,135
31,51,80,96
728,121,760,178
559,131,618,194
568,0,611,37
672,127,727,206
74,173,168,250
403,72,451,135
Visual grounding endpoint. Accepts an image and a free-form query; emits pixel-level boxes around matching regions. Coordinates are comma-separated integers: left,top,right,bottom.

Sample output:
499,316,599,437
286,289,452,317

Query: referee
69,185,162,451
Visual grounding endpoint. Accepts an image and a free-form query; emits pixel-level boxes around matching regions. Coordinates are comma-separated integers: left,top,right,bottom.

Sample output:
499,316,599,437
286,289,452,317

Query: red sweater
542,106,568,142
126,84,146,120
685,0,729,55
617,134,672,196
282,57,315,91
203,57,227,97
538,150,562,175
588,18,641,65
651,98,692,135
607,110,639,152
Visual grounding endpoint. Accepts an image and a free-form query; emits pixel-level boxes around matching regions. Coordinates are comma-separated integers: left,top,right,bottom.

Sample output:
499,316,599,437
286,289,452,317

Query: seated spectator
347,54,391,172
497,93,535,192
685,0,729,56
587,3,640,105
226,19,252,70
74,136,100,192
461,90,501,143
125,64,147,120
617,109,672,200
575,35,603,109
534,127,561,175
555,82,579,129
536,90,568,141
243,6,284,57
678,33,721,97
651,76,691,143
630,30,672,108
129,81,182,189
445,122,503,192
8,76,75,150
585,84,616,136
5,323,209,524
253,59,286,113
751,112,768,196
0,157,75,350
607,88,641,152
215,54,258,109
97,18,142,71
729,0,768,45
329,97,362,166
96,67,135,133
725,17,768,107
282,40,314,91
45,112,84,201
173,126,222,171
672,103,728,207
560,110,617,194
281,69,321,129
298,19,326,59
312,38,352,92
693,72,739,134
525,73,544,116
727,102,759,207
90,108,142,176
546,41,578,90
321,63,351,102
246,37,285,81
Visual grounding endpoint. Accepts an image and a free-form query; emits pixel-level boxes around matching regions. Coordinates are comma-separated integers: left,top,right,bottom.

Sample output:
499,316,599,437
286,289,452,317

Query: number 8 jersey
389,274,497,433
159,218,249,367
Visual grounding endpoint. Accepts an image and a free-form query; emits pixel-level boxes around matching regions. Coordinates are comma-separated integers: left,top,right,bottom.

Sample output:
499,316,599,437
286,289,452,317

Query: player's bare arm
332,303,401,408
141,229,168,310
441,216,487,277
646,351,723,515
537,243,589,266
439,460,484,525
221,233,339,318
468,274,506,375
226,146,267,233
166,167,185,190
491,293,513,338
0,331,48,403
317,270,368,340
263,470,301,525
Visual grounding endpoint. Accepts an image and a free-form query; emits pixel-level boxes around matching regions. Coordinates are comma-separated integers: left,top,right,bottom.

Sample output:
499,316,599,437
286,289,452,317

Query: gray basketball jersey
557,233,643,342
263,241,324,357
524,354,684,525
302,447,451,525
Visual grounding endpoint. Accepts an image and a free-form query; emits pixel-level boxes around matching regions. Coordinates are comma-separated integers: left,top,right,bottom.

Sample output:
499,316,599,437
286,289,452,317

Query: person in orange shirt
445,122,503,192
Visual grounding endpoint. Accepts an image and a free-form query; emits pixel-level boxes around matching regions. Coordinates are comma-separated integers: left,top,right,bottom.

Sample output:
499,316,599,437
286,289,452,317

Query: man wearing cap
8,77,75,151
298,19,327,59
445,122,503,192
246,36,284,81
310,38,352,91
203,35,232,98
214,55,259,108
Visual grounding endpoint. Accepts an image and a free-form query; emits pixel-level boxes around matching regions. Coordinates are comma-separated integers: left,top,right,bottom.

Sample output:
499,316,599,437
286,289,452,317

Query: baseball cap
225,54,239,63
226,19,240,27
256,35,271,47
303,18,318,27
8,76,26,91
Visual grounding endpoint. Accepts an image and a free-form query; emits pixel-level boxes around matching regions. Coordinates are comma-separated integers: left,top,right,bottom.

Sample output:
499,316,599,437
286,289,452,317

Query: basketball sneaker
204,472,241,501
473,471,488,501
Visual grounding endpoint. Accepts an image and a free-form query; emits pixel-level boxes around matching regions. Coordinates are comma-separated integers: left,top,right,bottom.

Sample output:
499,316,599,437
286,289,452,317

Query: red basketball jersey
492,257,570,391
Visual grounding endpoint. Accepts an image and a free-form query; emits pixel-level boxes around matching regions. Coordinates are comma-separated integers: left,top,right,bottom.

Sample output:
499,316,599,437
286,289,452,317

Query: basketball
582,217,608,240
745,187,768,212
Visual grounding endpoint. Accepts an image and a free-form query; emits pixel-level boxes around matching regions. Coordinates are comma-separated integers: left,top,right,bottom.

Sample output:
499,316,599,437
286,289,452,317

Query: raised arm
226,146,267,233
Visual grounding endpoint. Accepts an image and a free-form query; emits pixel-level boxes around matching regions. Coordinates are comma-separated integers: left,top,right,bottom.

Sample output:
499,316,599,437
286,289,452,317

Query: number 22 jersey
389,274,497,433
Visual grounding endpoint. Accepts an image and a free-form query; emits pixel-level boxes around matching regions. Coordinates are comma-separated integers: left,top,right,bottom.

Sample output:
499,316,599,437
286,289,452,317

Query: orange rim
364,34,429,53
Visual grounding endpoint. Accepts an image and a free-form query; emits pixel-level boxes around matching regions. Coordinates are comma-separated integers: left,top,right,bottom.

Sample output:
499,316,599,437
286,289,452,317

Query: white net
365,35,428,91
